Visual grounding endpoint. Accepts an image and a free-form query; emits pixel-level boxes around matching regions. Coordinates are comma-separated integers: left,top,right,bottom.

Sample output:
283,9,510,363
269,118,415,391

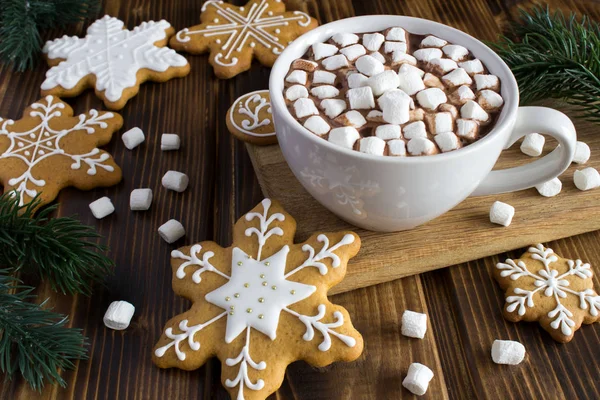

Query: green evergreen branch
489,6,600,124
0,192,113,296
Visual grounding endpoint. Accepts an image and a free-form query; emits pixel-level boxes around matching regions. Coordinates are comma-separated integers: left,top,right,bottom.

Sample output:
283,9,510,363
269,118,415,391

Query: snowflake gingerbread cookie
170,0,319,79
495,244,600,342
227,90,276,145
41,15,190,110
153,198,363,399
0,96,122,209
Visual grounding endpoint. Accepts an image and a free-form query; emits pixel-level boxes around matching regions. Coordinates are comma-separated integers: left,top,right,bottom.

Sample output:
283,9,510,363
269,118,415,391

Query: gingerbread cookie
170,0,319,79
495,244,600,343
0,96,122,208
153,199,363,399
41,15,190,110
227,90,276,145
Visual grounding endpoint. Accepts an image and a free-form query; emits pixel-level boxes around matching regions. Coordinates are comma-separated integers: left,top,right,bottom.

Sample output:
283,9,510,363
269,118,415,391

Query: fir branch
489,7,600,124
0,272,88,391
0,192,113,296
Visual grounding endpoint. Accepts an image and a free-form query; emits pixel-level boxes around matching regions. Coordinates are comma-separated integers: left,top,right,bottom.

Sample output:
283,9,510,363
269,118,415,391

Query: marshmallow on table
321,54,349,71
332,33,359,47
475,74,500,91
355,55,385,77
403,363,434,396
456,119,479,141
442,68,472,88
363,33,385,51
535,177,562,197
311,85,339,99
292,59,318,71
375,124,401,140
285,69,308,84
397,70,425,96
89,196,114,219
388,139,406,156
347,72,368,89
313,70,337,85
328,127,360,149
490,201,515,227
435,132,461,152
359,137,386,155
459,59,484,75
403,121,427,139
286,85,309,101
347,86,375,109
442,44,469,61
335,110,367,128
366,70,400,96
321,99,347,119
378,89,412,124
573,141,591,164
370,51,386,64
420,35,447,48
416,88,447,110
574,167,600,191
103,301,135,330
158,219,185,243
461,100,489,122
340,44,366,61
478,90,504,110
122,127,145,150
293,98,319,118
407,137,438,156
423,73,444,89
312,43,338,60
413,48,443,62
491,340,526,365
399,64,425,78
430,58,458,74
130,188,153,211
303,116,331,135
392,52,417,66
162,170,189,192
161,134,181,151
520,133,545,157
386,27,407,42
401,310,428,339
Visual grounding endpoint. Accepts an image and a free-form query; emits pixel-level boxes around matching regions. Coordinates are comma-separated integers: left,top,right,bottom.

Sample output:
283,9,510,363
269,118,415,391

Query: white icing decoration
285,233,355,277
225,328,266,399
171,244,230,283
41,16,188,102
244,198,285,260
230,90,275,138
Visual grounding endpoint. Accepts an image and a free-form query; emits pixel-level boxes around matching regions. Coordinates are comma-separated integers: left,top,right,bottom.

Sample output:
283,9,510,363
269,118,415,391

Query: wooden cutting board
247,105,600,295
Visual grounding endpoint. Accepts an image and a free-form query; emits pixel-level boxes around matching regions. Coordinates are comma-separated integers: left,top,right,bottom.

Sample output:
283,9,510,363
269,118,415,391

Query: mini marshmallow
391,52,417,66
397,70,426,96
456,119,479,140
122,127,145,150
130,188,153,211
442,68,472,88
355,55,384,77
490,201,515,227
313,70,337,85
403,121,427,139
335,110,367,128
158,219,185,243
478,90,504,110
161,134,181,151
461,100,489,122
409,108,425,122
535,178,562,197
435,132,461,152
312,42,338,60
416,88,447,110
370,52,386,64
426,112,454,134
388,139,406,156
328,127,360,149
475,74,500,91
492,340,526,365
162,170,189,192
285,84,309,101
321,99,347,118
442,44,469,61
399,64,425,78
332,33,359,47
366,110,385,122
403,363,434,396
420,35,447,48
439,103,458,119
430,58,458,73
340,44,366,61
89,196,114,219
574,167,600,191
304,116,331,135
347,72,369,89
384,41,407,54
347,86,375,109
311,85,340,99
367,70,400,96
321,54,349,71
573,141,591,164
520,133,545,157
413,48,443,62
458,59,484,75
401,310,428,339
378,89,412,124
407,137,438,156
285,69,308,84
293,98,319,118
386,27,407,42
375,124,401,140
292,59,318,71
103,301,135,330
359,137,386,156
423,73,444,89
449,85,476,105
363,33,385,51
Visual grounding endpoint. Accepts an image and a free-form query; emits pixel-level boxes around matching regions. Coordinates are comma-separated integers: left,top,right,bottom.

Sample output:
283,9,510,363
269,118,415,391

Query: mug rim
269,15,520,164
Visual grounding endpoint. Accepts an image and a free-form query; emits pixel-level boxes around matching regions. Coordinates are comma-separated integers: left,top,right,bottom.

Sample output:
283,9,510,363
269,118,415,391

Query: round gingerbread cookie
227,90,277,145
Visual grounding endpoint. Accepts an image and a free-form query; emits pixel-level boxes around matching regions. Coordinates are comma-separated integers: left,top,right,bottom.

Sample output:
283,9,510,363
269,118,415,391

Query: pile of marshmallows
285,27,504,156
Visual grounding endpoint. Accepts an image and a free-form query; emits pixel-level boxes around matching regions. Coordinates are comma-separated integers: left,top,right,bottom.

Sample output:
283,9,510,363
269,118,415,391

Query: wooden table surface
1,0,599,399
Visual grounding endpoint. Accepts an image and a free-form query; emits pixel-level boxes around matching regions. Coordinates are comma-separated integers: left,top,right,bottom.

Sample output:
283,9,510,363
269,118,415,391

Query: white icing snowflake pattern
230,90,274,138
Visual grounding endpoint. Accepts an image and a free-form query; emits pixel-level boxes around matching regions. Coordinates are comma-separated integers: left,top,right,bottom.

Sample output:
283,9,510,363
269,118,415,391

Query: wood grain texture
0,0,598,399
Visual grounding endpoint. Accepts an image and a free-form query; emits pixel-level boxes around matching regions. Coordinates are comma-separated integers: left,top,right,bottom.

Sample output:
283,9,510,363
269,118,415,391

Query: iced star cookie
227,90,276,145
0,96,122,208
41,15,190,110
153,199,363,399
494,244,600,343
170,0,319,79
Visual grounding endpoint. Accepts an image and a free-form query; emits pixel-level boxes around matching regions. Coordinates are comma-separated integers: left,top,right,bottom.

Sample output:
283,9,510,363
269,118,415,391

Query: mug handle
472,106,577,196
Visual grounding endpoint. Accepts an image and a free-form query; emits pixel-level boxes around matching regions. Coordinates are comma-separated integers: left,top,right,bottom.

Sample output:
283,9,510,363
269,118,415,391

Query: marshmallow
375,124,401,140
313,70,337,85
363,33,385,51
492,340,526,365
378,89,412,124
442,68,472,88
403,363,434,396
535,178,562,197
355,55,385,77
403,121,427,139
285,84,309,101
458,59,484,75
423,72,444,89
162,170,189,193
347,72,368,89
328,127,360,149
312,42,338,60
366,110,385,123
321,54,349,71
475,74,500,91
335,110,367,128
366,70,400,96
122,127,145,150
384,41,407,54
285,69,308,84
391,52,417,66
347,86,376,109
490,201,515,227
574,167,600,191
303,116,331,135
158,219,185,243
456,119,479,140
520,133,545,157
130,188,153,211
426,112,454,134
442,44,469,61
161,134,181,151
311,85,340,99
413,48,443,62
388,139,406,156
370,51,386,64
401,310,428,339
340,44,367,61
478,90,504,110
397,70,426,96
439,103,458,119
332,33,359,47
430,58,458,73
435,132,461,152
461,100,489,122
89,196,114,219
416,88,447,110
386,27,407,42
103,301,135,330
407,137,438,156
359,137,386,155
399,64,425,78
292,59,318,71
321,99,347,118
449,85,475,105
573,141,591,164
293,98,319,118
420,35,447,48
409,108,425,122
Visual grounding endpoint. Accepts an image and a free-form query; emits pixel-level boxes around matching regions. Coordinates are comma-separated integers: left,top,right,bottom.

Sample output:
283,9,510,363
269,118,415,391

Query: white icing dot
216,39,222,44
46,141,52,146
240,6,245,11
38,150,45,155
268,11,273,16
24,151,30,156
17,142,23,147
275,29,281,34
274,37,279,42
213,18,219,23
44,132,50,137
30,133,36,138
250,42,256,48
272,48,278,54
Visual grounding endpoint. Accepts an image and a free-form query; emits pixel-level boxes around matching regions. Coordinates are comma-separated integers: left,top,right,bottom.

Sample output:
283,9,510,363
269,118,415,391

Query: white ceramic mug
269,16,577,232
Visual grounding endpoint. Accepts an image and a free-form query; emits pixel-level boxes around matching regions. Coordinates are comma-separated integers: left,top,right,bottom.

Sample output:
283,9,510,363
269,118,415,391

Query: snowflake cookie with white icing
227,90,276,145
0,96,122,209
153,198,363,399
494,244,600,343
169,0,319,79
41,15,190,110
